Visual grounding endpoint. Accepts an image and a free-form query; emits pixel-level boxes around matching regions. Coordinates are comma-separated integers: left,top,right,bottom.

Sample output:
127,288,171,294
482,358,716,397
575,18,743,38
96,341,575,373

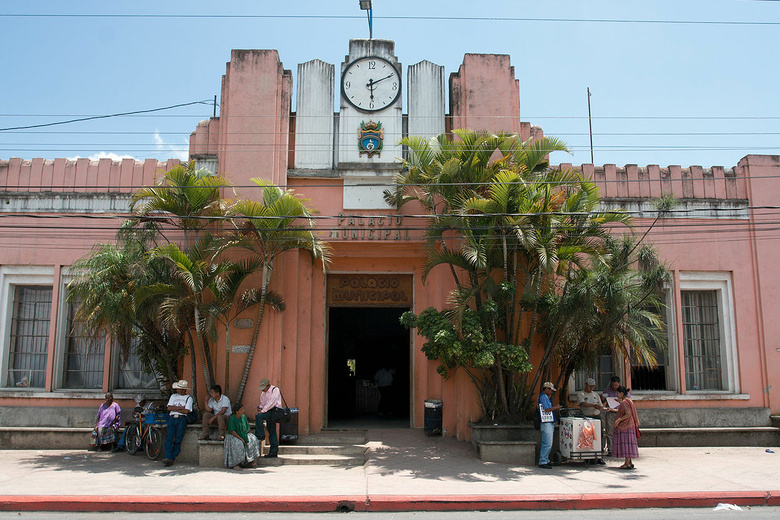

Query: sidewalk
1,429,779,512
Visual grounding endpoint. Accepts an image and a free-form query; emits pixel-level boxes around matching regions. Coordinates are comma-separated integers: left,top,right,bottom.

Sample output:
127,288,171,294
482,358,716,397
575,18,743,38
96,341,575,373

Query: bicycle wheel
145,427,163,460
125,425,141,456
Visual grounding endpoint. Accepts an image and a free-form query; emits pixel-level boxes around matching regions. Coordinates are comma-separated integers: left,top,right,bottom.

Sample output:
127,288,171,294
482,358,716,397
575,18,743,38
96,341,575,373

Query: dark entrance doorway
327,307,410,428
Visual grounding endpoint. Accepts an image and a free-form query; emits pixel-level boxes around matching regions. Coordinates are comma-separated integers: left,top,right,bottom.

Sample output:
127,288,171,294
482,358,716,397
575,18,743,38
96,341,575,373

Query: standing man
374,366,393,415
538,381,562,469
255,378,282,458
577,377,606,464
577,377,604,418
600,375,629,455
200,384,232,441
163,379,192,467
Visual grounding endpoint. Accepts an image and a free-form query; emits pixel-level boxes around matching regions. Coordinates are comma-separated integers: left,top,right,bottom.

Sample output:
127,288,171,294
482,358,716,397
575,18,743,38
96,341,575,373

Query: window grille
62,297,104,389
116,337,157,389
574,348,614,392
682,290,723,390
631,312,669,391
7,285,52,388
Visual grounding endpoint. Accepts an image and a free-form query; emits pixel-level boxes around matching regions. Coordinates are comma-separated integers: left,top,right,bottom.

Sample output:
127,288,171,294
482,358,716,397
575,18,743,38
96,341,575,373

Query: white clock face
341,56,401,112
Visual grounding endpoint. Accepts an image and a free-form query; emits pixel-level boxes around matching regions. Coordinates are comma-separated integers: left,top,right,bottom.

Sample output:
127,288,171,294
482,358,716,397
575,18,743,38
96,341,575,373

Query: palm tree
547,234,669,396
129,161,231,245
128,163,232,401
141,235,238,394
228,178,331,402
391,130,635,420
67,225,187,388
201,255,267,399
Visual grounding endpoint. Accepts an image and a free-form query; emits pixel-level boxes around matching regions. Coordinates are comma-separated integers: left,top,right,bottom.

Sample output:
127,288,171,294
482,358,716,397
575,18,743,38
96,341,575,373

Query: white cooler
559,417,602,460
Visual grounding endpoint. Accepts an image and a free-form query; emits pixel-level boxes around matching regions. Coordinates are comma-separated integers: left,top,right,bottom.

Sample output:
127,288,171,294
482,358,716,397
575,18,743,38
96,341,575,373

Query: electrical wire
0,101,214,132
1,13,779,27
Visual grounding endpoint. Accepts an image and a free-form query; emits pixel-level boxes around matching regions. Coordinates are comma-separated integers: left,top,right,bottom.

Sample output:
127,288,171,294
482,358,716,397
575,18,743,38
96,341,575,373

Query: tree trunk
224,320,231,399
191,311,214,391
235,259,273,403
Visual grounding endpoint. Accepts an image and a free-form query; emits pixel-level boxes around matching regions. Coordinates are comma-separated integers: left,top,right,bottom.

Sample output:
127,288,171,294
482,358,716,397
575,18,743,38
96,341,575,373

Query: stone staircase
197,429,368,467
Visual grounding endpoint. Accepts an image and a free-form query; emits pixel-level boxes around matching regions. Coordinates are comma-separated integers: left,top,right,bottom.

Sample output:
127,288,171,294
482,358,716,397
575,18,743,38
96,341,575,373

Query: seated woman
92,393,121,451
224,402,261,470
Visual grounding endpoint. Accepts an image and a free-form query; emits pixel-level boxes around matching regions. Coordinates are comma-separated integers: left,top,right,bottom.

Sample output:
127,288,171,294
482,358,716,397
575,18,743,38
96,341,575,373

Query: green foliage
71,166,329,400
391,130,665,421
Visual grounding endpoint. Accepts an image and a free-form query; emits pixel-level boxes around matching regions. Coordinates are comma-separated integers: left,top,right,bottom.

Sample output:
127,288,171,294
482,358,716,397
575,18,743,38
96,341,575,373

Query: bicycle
125,412,166,460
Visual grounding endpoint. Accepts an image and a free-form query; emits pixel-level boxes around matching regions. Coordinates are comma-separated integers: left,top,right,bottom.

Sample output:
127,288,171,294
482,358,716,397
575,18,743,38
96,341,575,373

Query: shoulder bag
185,395,199,424
270,391,292,423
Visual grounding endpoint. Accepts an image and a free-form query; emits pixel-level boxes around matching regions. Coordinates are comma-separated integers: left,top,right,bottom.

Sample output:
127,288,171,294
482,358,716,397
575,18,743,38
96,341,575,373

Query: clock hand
371,74,393,85
366,78,376,100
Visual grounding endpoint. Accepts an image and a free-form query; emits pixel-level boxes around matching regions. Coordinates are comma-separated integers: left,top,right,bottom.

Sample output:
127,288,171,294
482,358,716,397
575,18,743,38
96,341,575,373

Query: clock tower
338,39,402,166
292,39,445,209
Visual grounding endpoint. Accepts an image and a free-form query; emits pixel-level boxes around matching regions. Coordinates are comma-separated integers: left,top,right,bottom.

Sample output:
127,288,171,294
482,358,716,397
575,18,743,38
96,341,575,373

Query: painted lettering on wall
327,274,413,307
330,213,410,241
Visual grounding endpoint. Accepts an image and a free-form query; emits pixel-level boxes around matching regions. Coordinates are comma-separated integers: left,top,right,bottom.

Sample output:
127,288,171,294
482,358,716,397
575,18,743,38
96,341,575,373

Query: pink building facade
1,39,779,439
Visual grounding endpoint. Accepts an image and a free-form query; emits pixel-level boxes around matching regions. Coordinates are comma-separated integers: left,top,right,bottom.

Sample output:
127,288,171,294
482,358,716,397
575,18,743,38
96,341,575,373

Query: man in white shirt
577,377,606,465
162,379,193,467
255,378,283,458
199,384,232,440
577,378,603,418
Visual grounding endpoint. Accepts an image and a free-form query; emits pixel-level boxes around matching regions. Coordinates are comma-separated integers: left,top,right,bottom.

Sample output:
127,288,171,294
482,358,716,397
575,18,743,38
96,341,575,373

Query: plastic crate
143,412,169,425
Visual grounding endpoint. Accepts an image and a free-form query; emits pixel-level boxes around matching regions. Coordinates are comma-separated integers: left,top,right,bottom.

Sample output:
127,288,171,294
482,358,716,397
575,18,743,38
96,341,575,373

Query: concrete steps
196,429,369,467
638,426,780,447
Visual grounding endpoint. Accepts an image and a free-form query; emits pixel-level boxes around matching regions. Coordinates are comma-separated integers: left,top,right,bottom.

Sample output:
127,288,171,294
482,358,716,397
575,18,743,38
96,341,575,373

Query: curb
1,492,779,513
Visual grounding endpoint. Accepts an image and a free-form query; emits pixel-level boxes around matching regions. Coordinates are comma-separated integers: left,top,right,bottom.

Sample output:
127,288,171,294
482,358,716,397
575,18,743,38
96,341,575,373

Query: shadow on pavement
16,450,270,477
365,428,644,488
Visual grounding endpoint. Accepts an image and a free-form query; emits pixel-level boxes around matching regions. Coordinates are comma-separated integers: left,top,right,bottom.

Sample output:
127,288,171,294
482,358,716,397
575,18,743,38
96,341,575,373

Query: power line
0,101,213,132
1,13,779,27
4,113,780,120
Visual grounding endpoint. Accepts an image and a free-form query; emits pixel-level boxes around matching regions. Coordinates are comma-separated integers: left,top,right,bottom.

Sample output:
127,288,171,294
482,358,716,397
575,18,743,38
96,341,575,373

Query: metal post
587,87,594,165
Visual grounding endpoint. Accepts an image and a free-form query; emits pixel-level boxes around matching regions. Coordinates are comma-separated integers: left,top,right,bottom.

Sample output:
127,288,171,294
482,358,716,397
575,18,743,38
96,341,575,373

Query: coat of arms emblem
358,120,384,158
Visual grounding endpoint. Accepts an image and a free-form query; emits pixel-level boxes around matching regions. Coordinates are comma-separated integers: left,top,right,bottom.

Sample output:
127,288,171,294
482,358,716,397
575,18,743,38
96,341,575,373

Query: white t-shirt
207,394,232,416
577,390,601,417
167,393,193,417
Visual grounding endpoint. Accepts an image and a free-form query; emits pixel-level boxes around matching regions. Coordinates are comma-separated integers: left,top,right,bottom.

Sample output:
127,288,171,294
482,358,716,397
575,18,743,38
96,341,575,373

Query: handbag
269,391,292,423
185,396,199,424
634,425,642,439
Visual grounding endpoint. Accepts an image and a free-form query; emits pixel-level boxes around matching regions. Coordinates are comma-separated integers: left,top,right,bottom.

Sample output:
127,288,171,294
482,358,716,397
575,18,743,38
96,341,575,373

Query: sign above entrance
327,274,412,307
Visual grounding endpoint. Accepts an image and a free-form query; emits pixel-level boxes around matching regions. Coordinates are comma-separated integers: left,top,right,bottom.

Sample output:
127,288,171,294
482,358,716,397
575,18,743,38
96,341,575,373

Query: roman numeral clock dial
341,56,401,112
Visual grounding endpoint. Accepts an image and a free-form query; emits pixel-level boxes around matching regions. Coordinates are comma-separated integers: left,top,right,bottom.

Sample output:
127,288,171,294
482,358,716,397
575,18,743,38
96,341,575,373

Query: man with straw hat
162,379,192,467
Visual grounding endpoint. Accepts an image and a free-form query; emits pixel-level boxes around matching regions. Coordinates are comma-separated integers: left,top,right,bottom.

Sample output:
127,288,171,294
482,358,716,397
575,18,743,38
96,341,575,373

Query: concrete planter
468,422,539,465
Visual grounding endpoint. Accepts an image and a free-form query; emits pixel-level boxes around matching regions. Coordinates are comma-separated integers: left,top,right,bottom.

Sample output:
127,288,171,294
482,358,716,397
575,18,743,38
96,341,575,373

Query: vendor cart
556,409,603,465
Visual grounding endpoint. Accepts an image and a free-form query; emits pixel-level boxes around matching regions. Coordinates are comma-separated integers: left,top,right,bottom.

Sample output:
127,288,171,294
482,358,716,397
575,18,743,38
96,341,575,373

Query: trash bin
424,399,442,436
279,407,298,445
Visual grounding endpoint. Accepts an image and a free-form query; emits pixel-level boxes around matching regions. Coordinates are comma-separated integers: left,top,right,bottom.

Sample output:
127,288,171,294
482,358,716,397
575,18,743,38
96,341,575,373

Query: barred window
7,286,52,388
574,347,614,392
682,290,723,391
62,297,105,389
116,337,157,390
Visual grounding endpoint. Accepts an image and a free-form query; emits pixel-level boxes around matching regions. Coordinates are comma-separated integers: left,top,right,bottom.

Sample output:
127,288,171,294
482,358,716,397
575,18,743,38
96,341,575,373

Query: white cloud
67,152,136,161
154,129,189,161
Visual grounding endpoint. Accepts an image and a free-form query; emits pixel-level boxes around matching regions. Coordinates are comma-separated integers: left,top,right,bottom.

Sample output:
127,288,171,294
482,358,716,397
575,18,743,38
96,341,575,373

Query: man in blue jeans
162,379,192,467
538,381,562,469
255,378,282,458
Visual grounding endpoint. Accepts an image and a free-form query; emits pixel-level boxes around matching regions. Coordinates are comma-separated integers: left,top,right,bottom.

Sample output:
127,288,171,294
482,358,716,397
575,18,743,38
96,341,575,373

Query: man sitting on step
199,384,232,441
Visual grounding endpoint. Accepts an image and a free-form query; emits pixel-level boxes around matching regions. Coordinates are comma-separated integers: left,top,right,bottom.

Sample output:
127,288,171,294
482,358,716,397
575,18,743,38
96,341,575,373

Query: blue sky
1,0,779,169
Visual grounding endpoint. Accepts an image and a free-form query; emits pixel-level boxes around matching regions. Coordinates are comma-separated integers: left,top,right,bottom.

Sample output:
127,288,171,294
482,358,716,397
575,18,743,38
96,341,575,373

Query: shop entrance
326,306,411,428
